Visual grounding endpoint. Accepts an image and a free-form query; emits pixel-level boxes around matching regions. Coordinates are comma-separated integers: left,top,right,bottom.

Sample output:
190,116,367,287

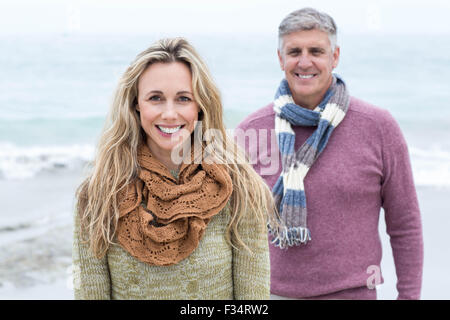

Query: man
235,8,423,299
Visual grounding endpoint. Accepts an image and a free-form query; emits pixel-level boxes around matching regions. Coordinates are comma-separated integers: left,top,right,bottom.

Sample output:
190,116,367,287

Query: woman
73,37,277,299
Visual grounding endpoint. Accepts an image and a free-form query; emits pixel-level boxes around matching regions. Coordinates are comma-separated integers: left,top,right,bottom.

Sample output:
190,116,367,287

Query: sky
1,0,450,36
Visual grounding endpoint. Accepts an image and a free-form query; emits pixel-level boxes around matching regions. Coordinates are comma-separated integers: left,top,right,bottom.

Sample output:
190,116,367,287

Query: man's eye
289,50,300,56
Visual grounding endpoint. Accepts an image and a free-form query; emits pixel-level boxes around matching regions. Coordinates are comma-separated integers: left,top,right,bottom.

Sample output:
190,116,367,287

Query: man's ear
332,45,340,69
277,49,285,71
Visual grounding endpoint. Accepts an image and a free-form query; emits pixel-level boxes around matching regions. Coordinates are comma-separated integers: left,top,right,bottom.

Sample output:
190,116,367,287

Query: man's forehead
282,30,331,49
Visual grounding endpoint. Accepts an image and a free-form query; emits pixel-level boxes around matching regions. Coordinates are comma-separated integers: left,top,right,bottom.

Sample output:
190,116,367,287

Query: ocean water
1,33,450,187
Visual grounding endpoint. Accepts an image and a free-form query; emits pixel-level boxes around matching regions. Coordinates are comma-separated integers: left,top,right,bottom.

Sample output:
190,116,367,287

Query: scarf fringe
268,225,311,249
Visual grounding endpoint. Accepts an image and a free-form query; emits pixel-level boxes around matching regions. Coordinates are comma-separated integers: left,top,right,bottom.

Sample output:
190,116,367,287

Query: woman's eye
178,96,191,102
149,95,161,101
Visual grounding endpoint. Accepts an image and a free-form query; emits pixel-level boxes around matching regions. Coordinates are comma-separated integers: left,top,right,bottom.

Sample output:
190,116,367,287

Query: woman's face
137,62,200,158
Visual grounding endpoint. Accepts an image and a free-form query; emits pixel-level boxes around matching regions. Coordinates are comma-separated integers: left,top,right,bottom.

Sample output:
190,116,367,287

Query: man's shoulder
348,96,396,124
235,97,398,129
236,103,275,130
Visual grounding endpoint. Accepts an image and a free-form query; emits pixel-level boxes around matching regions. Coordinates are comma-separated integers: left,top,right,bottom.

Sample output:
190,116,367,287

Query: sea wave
0,142,449,187
410,146,450,188
0,143,94,180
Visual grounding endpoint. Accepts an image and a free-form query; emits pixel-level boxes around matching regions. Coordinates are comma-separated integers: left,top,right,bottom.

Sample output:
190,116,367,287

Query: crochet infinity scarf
117,143,233,266
270,75,350,249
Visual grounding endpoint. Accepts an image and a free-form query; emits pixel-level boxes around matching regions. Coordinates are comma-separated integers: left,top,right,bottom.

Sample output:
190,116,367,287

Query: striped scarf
270,75,350,249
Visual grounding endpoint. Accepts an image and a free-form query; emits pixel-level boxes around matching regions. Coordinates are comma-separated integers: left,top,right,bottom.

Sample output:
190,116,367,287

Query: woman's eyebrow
143,90,163,96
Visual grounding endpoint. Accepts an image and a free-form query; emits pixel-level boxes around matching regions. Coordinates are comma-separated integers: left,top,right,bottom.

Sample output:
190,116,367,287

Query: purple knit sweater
236,97,423,300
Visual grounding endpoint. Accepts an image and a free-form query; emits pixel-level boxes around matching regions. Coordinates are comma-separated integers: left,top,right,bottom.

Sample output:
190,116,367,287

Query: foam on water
410,146,450,188
0,141,449,188
0,142,94,180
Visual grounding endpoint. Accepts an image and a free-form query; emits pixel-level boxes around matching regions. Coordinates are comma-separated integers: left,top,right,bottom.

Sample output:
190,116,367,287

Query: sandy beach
0,170,82,300
0,168,448,300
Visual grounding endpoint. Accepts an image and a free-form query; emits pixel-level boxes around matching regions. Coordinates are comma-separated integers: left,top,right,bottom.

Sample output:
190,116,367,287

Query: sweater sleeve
379,111,424,300
72,212,111,299
232,206,271,300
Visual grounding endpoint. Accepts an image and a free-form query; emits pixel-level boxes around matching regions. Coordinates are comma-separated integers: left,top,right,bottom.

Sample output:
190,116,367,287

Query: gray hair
278,7,338,52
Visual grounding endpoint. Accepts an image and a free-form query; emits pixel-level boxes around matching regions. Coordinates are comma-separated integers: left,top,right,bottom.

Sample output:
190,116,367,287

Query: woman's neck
146,142,180,172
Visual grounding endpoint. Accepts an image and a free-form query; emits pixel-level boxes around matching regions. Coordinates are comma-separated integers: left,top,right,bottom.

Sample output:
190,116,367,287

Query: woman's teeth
157,125,182,134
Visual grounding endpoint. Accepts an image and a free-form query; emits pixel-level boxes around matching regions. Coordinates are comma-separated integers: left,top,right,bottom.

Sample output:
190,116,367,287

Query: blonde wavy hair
76,37,277,258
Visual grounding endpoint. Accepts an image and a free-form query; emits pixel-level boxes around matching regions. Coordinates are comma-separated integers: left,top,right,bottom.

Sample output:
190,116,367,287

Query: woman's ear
134,97,140,112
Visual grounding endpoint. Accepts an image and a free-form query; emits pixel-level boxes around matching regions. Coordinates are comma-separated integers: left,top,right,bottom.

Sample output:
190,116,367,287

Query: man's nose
297,53,313,69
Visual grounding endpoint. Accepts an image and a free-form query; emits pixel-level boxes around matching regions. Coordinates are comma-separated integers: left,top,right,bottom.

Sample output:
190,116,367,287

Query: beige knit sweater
72,202,270,300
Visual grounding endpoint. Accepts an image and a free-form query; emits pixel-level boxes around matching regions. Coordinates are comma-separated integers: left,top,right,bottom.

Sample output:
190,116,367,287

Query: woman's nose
161,101,177,120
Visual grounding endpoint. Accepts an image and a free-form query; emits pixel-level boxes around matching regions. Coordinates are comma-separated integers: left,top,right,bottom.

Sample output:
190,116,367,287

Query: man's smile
294,72,317,80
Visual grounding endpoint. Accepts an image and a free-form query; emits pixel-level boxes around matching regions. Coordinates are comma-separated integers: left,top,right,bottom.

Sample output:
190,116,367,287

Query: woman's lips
155,124,185,137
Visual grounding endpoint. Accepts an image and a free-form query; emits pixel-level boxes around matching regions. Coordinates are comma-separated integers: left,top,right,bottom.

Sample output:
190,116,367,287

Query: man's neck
292,95,323,110
292,77,333,110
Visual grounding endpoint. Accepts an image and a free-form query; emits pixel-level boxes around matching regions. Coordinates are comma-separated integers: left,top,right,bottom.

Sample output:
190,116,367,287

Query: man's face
278,29,340,109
